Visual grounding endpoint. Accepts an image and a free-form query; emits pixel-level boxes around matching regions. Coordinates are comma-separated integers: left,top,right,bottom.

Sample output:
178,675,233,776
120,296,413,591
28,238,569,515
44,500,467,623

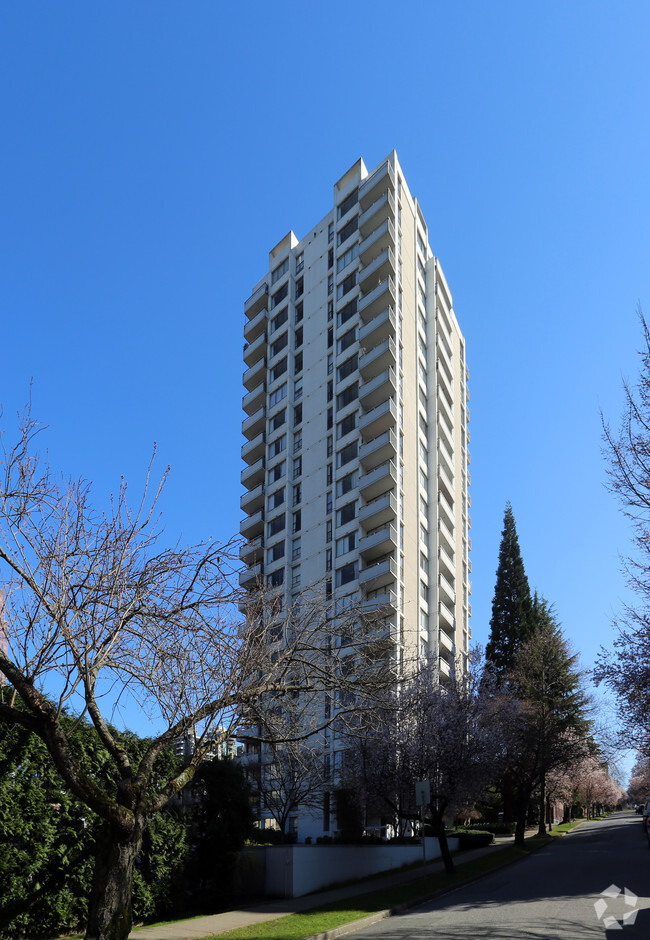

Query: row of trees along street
0,402,628,940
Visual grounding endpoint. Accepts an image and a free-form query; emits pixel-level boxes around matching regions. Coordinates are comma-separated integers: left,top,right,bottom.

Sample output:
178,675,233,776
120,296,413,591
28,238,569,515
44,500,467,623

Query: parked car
642,800,650,831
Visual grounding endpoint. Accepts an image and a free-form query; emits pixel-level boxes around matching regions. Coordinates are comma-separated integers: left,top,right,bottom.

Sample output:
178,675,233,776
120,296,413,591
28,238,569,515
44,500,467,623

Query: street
348,812,650,939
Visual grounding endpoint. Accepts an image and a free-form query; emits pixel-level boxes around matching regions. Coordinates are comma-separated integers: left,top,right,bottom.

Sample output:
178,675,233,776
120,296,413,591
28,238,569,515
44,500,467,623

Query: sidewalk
130,830,540,940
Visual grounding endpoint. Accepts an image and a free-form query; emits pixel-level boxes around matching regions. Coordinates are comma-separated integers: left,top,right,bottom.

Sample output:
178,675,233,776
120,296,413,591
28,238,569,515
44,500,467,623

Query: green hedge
446,828,494,848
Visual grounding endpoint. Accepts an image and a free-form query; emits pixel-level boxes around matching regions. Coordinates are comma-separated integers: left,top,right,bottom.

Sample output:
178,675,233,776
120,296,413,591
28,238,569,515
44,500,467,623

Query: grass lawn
195,838,552,940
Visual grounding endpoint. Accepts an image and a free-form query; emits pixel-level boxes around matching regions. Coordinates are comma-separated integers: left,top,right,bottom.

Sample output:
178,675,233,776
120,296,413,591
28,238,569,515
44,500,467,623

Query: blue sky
1,2,648,773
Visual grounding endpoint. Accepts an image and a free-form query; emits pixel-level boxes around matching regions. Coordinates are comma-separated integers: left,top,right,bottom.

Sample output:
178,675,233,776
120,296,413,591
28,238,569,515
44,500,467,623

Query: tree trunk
85,818,144,940
432,813,454,874
537,772,546,835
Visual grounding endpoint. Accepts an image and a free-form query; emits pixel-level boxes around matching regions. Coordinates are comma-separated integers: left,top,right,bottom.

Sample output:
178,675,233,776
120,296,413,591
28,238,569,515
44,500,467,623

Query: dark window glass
337,354,358,382
269,514,285,535
272,283,288,308
337,187,358,220
337,412,356,438
337,297,357,326
337,382,358,410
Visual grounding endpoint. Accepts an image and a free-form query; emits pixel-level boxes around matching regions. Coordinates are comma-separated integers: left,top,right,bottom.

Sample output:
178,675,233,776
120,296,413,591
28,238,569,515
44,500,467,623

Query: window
326,463,333,485
337,354,358,382
336,561,358,586
337,215,358,245
295,252,304,274
269,383,287,407
269,487,285,509
295,302,303,323
328,222,334,243
420,552,429,575
292,537,301,560
269,435,286,458
336,382,358,410
337,501,356,525
293,431,302,453
294,403,302,426
327,407,333,430
293,456,302,479
337,271,356,300
326,491,333,514
295,326,303,348
337,187,358,219
267,541,285,562
295,277,304,300
293,483,301,506
337,297,357,327
337,440,357,467
294,351,303,373
293,510,301,533
420,579,428,601
336,470,357,496
271,258,289,284
272,283,288,308
271,332,288,357
269,461,285,483
326,548,332,572
328,299,334,320
271,308,288,332
328,247,333,269
336,532,356,556
337,412,356,439
326,435,333,457
328,326,333,348
327,353,333,375
270,409,286,431
268,569,284,587
338,326,357,353
327,380,333,403
328,274,334,295
271,358,287,382
292,566,301,588
269,515,285,536
326,519,333,542
294,379,303,399
337,243,359,273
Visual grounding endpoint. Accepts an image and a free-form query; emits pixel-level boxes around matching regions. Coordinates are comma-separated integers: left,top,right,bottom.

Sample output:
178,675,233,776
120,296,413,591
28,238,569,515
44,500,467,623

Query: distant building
173,726,237,763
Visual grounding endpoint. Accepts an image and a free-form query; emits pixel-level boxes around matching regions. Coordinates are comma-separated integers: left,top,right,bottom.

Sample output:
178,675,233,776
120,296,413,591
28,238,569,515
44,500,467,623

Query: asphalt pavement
345,811,650,940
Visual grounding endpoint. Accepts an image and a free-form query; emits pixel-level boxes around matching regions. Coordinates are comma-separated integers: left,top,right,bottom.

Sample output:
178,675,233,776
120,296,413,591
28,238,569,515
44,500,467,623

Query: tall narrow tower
240,152,471,835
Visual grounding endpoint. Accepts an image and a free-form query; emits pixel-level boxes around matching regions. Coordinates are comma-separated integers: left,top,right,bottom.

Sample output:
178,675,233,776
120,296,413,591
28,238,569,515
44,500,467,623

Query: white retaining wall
240,838,460,898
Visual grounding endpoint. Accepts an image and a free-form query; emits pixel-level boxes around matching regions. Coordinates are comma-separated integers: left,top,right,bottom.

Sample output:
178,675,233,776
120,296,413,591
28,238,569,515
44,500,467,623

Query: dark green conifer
485,502,534,676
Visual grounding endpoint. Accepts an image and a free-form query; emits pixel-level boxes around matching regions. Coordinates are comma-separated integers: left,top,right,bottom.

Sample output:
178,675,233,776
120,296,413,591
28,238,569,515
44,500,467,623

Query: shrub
446,828,494,848
469,822,516,835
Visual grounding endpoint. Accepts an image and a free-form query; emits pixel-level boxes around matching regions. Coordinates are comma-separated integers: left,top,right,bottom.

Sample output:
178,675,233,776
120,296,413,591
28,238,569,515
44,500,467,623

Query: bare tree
597,310,650,745
0,410,390,940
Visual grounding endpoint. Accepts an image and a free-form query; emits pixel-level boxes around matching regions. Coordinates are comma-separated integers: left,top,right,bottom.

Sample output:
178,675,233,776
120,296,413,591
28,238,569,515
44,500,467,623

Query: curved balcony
359,159,395,210
243,331,267,367
244,307,268,344
240,508,265,540
240,482,265,514
358,191,393,236
358,459,397,501
359,427,397,470
358,218,395,265
359,306,396,348
240,536,264,565
359,523,398,561
362,588,398,620
358,277,396,322
243,356,266,392
242,382,266,417
359,397,397,440
359,366,397,411
242,456,265,490
245,282,269,319
359,336,397,379
359,555,397,592
242,406,266,441
358,247,396,293
241,431,266,465
240,562,264,589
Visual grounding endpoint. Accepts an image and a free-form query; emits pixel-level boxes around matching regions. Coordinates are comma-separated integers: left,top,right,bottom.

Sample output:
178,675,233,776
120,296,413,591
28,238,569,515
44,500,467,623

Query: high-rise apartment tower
240,153,471,833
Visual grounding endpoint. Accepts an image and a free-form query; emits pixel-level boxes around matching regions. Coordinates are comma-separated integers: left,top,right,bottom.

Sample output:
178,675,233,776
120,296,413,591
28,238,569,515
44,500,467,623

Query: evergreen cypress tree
485,502,534,676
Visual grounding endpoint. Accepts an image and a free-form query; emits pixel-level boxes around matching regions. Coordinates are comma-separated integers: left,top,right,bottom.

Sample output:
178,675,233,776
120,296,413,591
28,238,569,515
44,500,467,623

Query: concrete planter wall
240,838,460,898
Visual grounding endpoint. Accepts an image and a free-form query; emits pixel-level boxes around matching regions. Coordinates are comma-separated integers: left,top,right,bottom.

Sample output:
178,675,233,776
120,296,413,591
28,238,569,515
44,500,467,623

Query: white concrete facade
240,152,471,839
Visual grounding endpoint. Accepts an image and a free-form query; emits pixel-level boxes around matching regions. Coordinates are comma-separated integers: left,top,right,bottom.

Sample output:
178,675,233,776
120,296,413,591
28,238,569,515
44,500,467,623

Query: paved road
348,812,650,939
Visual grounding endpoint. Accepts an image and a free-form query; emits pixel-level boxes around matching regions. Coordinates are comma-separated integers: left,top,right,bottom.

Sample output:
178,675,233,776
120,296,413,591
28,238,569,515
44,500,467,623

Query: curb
301,838,554,940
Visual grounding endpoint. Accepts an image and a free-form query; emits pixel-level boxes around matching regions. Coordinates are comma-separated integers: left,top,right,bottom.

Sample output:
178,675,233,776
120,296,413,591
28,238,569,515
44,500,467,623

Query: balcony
358,191,393,236
242,406,266,441
439,656,451,678
358,277,396,322
242,382,266,417
438,542,456,575
359,427,397,469
241,431,266,465
240,508,265,539
359,366,397,411
359,306,396,349
359,555,397,591
437,385,454,428
243,356,266,392
241,457,265,490
240,482,265,514
359,335,397,379
239,562,264,589
439,599,455,632
240,536,264,565
359,397,397,440
359,523,398,561
437,357,453,400
438,454,454,497
244,307,267,344
439,628,455,654
358,459,397,501
439,572,456,608
358,218,396,264
362,588,398,620
359,159,395,210
359,490,397,529
243,331,267,367
358,247,396,293
244,282,269,319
